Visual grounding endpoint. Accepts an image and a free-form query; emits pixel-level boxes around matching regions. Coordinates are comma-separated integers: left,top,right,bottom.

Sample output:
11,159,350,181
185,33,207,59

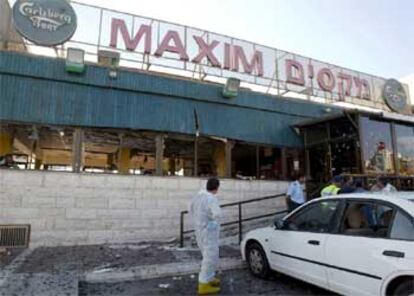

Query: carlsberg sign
12,0,77,46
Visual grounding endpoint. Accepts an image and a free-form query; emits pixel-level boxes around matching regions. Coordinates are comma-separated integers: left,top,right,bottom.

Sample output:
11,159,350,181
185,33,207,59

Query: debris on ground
0,247,24,269
2,242,243,295
109,244,150,251
15,243,178,274
79,269,333,296
13,243,241,274
0,247,12,258
92,268,115,274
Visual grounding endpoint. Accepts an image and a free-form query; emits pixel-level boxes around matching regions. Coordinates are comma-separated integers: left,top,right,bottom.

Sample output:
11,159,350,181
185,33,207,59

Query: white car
241,193,414,296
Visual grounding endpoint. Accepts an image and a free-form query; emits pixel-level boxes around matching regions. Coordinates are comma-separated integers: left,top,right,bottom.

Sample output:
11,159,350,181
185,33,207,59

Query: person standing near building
371,176,397,193
320,175,342,197
382,178,397,193
339,175,355,194
354,179,376,225
190,177,221,295
286,173,306,212
354,179,367,193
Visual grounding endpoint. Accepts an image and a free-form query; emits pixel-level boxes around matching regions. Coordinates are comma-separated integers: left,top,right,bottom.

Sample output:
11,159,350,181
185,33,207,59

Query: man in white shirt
371,177,397,193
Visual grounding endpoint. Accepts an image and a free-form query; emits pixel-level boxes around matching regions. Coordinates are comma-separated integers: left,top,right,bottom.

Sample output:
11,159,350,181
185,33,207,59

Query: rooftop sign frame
6,0,411,114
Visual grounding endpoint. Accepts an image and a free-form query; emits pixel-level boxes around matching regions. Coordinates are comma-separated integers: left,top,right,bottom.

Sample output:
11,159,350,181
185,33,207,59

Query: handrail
179,193,287,247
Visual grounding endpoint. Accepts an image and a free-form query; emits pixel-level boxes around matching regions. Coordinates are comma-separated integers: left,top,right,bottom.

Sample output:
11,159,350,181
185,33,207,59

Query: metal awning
293,111,347,128
381,112,414,125
294,108,414,129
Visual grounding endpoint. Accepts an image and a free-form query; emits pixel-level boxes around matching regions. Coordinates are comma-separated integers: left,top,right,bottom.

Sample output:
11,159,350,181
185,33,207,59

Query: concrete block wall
0,170,288,247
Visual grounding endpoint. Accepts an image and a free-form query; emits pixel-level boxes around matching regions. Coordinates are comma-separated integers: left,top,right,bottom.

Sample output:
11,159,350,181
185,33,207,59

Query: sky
73,0,414,80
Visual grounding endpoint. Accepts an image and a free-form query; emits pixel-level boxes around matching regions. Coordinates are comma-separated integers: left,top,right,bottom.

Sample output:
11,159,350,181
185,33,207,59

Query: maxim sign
12,0,77,46
10,2,411,113
110,19,265,77
109,18,375,102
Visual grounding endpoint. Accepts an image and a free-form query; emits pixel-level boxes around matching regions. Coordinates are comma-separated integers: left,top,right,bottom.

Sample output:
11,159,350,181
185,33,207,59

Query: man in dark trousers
286,173,306,212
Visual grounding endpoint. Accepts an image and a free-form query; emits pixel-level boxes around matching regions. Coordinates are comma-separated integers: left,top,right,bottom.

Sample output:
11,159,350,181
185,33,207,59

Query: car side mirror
274,218,288,230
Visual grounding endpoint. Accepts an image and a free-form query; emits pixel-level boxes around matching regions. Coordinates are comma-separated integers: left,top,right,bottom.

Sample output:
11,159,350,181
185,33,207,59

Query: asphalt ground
13,244,240,274
79,268,336,296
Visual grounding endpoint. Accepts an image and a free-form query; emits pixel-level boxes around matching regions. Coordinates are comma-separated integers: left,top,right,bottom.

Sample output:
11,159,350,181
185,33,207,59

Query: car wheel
246,242,270,279
394,279,414,296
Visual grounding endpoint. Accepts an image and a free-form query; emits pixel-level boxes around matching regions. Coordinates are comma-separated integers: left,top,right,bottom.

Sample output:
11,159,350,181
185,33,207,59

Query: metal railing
179,194,287,247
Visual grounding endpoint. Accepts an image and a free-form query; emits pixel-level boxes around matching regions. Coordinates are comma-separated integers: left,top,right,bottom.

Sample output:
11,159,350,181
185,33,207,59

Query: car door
269,199,341,288
325,199,414,296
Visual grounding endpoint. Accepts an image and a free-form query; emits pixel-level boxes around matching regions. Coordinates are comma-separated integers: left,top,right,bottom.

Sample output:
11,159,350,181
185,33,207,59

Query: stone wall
0,170,288,247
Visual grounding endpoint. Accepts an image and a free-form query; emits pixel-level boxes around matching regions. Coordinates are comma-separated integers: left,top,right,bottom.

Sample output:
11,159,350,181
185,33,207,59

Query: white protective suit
190,190,221,283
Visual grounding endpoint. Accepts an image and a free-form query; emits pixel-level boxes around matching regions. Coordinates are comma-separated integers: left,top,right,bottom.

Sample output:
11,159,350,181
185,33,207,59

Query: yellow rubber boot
198,282,220,295
209,277,220,287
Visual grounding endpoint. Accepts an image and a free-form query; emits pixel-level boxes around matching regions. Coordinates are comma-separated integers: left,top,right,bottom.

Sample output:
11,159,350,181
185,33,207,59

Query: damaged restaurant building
1,0,414,191
0,0,413,246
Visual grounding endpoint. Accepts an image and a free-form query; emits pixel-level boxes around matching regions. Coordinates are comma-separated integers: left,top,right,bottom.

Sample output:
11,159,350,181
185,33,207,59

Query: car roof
313,192,414,216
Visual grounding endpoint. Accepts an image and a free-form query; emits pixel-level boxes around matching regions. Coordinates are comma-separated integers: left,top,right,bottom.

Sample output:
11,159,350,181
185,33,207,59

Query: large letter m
110,18,152,53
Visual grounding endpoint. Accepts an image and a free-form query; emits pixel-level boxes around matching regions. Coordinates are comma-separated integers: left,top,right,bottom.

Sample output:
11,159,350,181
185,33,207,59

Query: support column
256,146,260,179
34,141,43,170
281,148,288,180
391,122,399,175
225,141,233,178
155,134,164,176
72,128,84,173
118,147,131,175
305,149,311,178
168,157,176,176
107,153,115,171
0,0,11,51
0,127,13,157
214,142,226,177
34,158,42,170
194,136,198,177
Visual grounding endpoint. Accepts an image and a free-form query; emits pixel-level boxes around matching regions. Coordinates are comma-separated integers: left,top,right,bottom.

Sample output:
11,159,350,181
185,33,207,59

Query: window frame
283,199,344,234
394,124,414,176
360,116,396,174
333,198,414,241
389,208,414,241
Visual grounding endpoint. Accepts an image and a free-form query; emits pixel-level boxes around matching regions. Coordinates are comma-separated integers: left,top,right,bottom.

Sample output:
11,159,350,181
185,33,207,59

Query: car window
390,211,414,241
286,200,340,233
339,201,394,238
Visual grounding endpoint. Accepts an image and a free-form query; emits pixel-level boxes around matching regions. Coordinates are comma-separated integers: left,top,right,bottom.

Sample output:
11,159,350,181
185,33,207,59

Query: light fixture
65,48,85,74
98,50,120,79
222,77,241,98
108,70,118,79
98,50,120,67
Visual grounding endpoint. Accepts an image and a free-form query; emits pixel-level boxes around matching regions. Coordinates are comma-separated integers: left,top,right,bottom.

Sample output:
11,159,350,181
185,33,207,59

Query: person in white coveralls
190,177,221,295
